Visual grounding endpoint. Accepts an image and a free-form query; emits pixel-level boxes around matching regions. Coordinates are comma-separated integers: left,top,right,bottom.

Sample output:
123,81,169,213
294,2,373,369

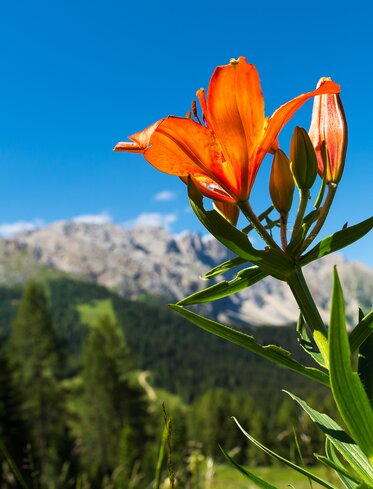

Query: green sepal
177,266,267,305
220,446,280,488
232,417,339,489
296,313,326,368
286,392,373,485
188,178,294,281
329,269,373,460
202,256,248,280
300,216,373,266
314,141,328,210
349,310,373,354
169,304,330,387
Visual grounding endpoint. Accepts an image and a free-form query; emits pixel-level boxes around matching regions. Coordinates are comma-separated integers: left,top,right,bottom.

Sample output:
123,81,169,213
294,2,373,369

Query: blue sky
0,0,372,265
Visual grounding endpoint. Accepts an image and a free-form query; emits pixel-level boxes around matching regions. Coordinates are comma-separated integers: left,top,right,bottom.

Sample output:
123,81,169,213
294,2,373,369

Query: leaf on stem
169,305,330,387
324,439,361,489
220,446,280,489
178,266,267,305
349,310,373,354
285,392,373,485
202,256,248,280
232,417,339,489
300,217,373,266
329,269,373,461
296,313,326,368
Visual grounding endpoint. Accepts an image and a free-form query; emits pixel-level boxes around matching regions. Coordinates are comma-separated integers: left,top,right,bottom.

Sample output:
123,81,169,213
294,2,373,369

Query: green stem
298,184,337,255
291,188,310,241
238,201,280,250
280,214,288,250
287,266,329,368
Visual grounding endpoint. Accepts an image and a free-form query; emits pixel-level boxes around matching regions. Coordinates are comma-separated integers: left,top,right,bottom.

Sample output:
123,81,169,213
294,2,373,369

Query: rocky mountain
0,220,372,327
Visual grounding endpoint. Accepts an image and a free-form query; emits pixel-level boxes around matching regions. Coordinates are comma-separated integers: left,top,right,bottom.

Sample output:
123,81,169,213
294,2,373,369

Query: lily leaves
300,216,373,266
169,304,329,387
286,392,373,486
329,269,373,462
178,265,266,306
231,417,339,489
220,447,280,489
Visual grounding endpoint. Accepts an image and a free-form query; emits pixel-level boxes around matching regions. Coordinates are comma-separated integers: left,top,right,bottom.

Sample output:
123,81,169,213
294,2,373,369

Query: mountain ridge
0,220,372,327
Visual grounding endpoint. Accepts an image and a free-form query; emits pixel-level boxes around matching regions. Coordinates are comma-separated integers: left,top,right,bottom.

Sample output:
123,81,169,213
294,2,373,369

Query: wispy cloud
123,212,177,230
154,190,177,202
72,212,112,225
0,219,45,238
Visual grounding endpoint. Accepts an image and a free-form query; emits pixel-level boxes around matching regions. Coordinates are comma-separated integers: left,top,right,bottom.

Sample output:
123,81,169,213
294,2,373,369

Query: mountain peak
0,220,371,327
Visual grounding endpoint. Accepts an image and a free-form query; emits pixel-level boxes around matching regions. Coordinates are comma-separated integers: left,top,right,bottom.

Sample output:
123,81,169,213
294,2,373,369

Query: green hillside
0,276,328,405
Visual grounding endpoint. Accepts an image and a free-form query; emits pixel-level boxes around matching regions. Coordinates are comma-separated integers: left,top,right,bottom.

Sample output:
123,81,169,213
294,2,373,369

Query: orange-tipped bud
213,200,239,226
269,150,294,214
290,127,318,189
308,78,347,184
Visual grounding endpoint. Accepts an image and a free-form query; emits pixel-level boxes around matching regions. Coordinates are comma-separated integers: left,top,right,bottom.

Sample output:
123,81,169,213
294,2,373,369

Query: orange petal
206,57,265,199
114,120,162,153
144,117,234,194
190,175,236,203
258,80,341,165
309,78,347,183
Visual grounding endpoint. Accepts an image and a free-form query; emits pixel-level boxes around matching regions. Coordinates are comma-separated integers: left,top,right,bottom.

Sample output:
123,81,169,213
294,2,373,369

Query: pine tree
9,281,65,483
76,315,148,483
0,339,30,482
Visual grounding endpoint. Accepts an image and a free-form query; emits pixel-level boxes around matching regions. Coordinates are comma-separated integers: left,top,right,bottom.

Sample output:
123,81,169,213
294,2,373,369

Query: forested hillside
0,278,336,487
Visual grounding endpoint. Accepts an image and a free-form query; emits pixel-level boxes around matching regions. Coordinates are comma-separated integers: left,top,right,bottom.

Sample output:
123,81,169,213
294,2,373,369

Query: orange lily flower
308,77,347,184
114,57,340,203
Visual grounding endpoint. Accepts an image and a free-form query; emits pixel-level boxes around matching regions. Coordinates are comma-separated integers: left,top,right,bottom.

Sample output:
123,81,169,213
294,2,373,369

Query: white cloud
154,190,177,202
0,219,44,238
72,212,112,225
123,212,177,230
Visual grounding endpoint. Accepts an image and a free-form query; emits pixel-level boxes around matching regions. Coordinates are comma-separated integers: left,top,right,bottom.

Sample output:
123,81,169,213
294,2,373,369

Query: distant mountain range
0,221,372,327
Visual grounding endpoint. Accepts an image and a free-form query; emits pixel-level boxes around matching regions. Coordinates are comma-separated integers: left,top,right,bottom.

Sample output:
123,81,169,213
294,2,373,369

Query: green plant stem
298,184,337,255
287,266,329,369
291,188,310,241
238,201,280,250
280,214,288,250
153,424,168,489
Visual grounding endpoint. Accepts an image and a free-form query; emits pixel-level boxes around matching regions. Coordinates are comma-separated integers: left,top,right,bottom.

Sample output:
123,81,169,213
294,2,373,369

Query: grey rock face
1,221,372,327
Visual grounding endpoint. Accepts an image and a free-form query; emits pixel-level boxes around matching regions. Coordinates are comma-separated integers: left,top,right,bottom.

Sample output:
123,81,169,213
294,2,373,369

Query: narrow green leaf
325,439,361,488
0,439,29,489
178,266,267,305
358,331,373,407
314,453,360,489
169,305,330,387
314,141,328,210
296,312,326,368
286,392,373,485
220,446,280,489
349,311,373,354
242,205,274,234
300,216,373,266
188,178,294,280
232,417,339,489
202,256,248,280
329,269,373,461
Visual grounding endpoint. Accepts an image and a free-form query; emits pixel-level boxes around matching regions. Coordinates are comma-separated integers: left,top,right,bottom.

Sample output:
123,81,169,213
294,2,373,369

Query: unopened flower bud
269,150,294,215
308,78,347,184
213,200,239,226
290,126,318,189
